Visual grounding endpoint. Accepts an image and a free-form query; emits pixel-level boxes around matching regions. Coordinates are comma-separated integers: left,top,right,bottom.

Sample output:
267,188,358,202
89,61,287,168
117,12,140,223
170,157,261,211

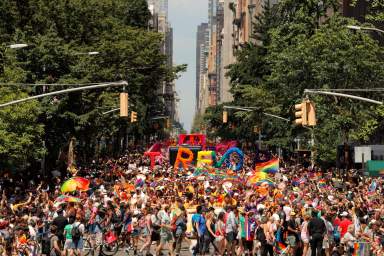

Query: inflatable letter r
174,147,194,170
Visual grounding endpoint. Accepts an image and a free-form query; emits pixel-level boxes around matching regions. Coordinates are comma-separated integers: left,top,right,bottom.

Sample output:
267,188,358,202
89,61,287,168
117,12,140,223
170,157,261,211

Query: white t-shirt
74,221,85,235
272,213,280,222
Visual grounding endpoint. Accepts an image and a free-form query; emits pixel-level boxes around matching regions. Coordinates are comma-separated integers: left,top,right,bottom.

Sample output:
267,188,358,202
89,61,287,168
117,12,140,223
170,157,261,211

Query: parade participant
52,208,68,247
215,211,226,255
1,147,384,256
63,216,76,256
49,225,62,256
225,205,238,256
308,210,326,256
174,206,187,256
156,204,175,256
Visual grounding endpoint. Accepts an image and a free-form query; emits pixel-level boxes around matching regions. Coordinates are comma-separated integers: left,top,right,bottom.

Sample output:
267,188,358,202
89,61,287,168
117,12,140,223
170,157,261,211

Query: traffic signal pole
0,81,128,108
304,89,383,105
223,106,290,150
223,106,290,122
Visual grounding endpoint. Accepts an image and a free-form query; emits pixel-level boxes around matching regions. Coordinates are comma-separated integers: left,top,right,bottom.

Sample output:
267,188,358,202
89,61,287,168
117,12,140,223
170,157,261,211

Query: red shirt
339,219,352,238
333,217,341,227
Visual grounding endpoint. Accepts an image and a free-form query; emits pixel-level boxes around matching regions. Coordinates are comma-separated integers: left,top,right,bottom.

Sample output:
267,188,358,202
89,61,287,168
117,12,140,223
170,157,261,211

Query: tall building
220,0,236,103
196,23,209,112
147,0,178,123
216,0,224,103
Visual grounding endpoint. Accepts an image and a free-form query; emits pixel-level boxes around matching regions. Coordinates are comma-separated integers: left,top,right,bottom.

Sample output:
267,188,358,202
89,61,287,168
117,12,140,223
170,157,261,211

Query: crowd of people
0,145,383,256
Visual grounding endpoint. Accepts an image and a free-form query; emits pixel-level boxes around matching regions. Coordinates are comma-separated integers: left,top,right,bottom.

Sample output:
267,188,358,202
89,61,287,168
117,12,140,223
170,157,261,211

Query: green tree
205,0,384,165
0,0,176,170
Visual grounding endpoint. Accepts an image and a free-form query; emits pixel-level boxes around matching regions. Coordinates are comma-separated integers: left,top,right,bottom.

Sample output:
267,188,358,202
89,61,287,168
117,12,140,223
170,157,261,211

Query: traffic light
253,126,261,133
223,111,228,123
294,101,308,126
130,111,137,122
294,100,316,126
120,92,128,117
307,101,316,126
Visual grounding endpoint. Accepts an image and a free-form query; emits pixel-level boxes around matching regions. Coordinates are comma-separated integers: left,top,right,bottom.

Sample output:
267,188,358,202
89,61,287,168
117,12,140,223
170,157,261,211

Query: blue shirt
192,213,206,235
197,215,207,235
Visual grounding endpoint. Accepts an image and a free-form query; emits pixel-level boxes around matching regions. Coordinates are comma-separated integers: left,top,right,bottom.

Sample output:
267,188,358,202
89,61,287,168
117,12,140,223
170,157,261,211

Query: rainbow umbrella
55,195,81,203
61,177,90,193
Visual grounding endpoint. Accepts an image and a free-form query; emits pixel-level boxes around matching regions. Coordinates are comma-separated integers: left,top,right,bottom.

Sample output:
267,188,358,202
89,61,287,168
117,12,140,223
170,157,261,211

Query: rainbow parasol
55,195,81,203
61,177,90,193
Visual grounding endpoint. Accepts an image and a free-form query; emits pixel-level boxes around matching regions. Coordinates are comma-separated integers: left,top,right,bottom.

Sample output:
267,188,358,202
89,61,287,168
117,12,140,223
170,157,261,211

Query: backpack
71,224,81,241
333,226,341,241
170,215,178,232
41,234,52,255
256,226,266,242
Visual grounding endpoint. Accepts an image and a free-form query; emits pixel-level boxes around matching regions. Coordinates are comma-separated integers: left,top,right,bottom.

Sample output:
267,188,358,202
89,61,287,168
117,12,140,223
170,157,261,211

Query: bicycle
81,230,119,256
55,236,94,256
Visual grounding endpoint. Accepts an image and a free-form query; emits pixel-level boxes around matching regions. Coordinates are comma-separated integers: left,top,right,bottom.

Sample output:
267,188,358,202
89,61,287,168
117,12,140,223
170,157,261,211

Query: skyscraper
147,0,178,123
196,23,209,112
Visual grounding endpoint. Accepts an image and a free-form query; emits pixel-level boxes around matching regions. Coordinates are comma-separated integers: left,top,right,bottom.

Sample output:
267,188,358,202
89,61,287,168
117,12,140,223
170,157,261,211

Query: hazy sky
169,0,208,132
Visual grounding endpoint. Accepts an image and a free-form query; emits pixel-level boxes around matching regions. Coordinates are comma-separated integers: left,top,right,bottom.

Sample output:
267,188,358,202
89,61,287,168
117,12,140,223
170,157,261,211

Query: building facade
196,23,209,112
196,0,281,111
147,0,178,124
196,0,383,114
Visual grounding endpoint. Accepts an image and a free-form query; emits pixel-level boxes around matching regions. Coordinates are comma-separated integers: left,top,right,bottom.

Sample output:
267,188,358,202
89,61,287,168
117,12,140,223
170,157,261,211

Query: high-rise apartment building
147,0,178,123
196,23,209,112
196,0,384,114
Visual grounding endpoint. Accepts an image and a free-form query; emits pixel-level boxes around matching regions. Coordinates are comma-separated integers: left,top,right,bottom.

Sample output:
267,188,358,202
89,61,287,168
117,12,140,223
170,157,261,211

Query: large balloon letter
215,147,244,171
144,152,161,170
196,151,216,168
174,147,194,170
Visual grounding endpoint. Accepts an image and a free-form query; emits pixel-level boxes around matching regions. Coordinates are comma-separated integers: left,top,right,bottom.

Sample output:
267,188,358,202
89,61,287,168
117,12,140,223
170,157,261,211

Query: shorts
74,238,84,250
287,235,297,247
301,235,309,244
64,239,75,249
151,231,160,241
226,231,236,242
323,237,330,249
131,229,140,237
160,232,173,244
241,238,253,250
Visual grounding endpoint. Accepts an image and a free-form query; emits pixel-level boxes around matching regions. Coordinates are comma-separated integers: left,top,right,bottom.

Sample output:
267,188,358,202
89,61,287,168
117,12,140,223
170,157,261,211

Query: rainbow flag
353,242,366,256
275,242,288,255
248,171,268,185
318,179,326,188
245,216,252,241
255,158,279,174
254,178,275,187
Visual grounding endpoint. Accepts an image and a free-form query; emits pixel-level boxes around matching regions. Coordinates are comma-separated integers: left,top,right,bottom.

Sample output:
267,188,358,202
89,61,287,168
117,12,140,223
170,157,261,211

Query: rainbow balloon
61,177,90,193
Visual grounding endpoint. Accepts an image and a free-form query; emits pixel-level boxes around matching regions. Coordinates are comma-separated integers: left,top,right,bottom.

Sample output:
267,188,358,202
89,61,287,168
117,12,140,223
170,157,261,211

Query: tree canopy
203,0,384,165
0,0,179,170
